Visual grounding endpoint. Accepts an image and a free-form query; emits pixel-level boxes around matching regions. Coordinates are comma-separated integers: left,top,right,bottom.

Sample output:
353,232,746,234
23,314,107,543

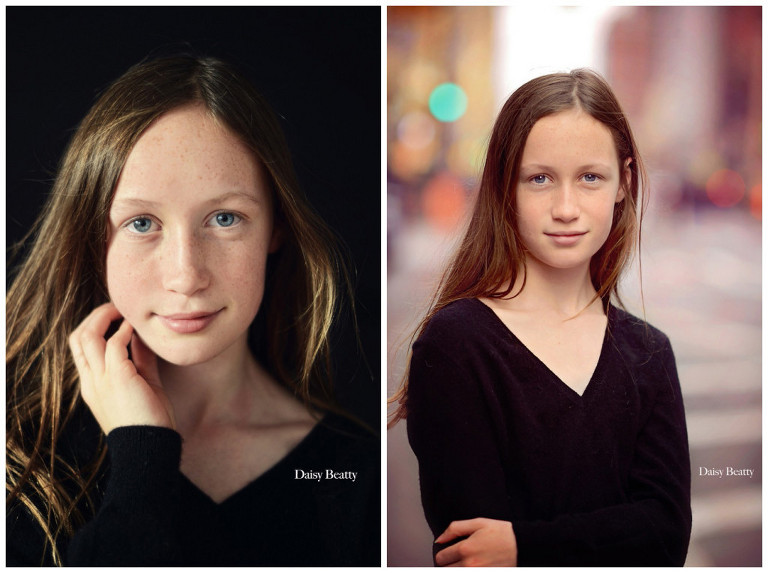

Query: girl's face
106,104,279,366
515,108,626,274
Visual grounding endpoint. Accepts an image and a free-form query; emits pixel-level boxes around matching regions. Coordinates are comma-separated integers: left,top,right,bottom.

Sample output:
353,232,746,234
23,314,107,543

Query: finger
68,334,90,375
130,332,162,387
79,327,108,375
69,336,96,406
104,318,134,370
71,305,119,405
435,544,463,567
76,304,124,374
435,518,485,544
131,332,176,430
82,302,123,334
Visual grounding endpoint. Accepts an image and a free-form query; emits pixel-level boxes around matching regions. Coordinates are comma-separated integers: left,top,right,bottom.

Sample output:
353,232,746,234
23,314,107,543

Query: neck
507,258,601,318
158,336,271,434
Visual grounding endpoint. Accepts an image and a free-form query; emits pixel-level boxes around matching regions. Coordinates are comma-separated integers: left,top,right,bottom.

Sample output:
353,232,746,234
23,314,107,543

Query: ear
616,157,632,203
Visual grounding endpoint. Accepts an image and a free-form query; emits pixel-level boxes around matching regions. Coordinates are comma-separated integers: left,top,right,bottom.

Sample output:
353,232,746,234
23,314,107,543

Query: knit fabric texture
407,298,691,566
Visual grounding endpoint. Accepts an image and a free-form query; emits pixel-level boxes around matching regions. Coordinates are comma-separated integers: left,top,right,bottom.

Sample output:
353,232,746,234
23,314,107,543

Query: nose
161,229,211,296
551,184,580,223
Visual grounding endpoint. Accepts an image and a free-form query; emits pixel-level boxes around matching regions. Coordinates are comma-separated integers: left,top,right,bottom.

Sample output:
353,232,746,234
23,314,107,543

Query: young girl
7,55,379,566
390,69,691,566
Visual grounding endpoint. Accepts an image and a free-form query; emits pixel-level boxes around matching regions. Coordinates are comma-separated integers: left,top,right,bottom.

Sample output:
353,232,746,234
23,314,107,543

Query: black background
6,6,381,428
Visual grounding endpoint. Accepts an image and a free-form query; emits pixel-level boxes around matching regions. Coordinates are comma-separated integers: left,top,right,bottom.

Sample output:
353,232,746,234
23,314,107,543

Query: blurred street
386,205,761,567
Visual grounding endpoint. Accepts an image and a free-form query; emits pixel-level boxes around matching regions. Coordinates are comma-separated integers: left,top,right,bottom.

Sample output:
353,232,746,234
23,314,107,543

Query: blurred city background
386,6,761,567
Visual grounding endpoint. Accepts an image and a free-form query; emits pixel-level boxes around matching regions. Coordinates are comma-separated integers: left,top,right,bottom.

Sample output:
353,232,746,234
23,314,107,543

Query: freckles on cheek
106,247,148,317
230,248,269,314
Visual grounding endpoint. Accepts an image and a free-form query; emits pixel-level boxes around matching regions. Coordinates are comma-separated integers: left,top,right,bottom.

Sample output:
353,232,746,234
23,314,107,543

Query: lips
156,310,222,334
545,231,586,246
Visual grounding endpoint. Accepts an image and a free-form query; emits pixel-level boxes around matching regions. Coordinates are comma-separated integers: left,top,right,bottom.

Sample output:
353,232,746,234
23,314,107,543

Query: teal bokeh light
428,83,468,122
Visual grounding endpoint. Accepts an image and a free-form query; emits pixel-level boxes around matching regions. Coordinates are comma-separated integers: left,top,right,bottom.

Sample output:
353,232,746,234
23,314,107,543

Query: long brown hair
389,68,648,425
7,55,351,564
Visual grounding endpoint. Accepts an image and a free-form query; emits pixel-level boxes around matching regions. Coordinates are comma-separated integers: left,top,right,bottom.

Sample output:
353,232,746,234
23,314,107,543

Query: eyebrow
111,190,263,209
519,163,614,173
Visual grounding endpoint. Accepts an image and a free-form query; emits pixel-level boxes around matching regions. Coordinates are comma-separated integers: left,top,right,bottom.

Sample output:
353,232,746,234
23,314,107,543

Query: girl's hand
69,302,176,434
435,518,518,567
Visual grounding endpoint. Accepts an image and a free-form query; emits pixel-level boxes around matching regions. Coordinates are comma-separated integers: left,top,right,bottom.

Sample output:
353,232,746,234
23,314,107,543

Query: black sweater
7,409,380,566
406,298,691,566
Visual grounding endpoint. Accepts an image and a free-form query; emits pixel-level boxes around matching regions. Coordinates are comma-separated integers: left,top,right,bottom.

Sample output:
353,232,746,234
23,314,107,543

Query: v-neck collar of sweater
469,297,615,403
177,414,331,508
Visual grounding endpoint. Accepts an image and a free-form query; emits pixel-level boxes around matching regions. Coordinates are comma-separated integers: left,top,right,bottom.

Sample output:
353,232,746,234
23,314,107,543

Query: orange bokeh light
421,171,467,230
705,169,746,208
749,183,761,220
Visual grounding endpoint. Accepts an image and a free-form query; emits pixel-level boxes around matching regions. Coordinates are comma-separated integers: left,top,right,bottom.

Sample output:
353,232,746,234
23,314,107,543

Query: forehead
115,104,265,199
522,108,618,164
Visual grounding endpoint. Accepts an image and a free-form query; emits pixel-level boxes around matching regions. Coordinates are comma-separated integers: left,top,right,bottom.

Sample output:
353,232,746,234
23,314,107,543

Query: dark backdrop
6,6,381,428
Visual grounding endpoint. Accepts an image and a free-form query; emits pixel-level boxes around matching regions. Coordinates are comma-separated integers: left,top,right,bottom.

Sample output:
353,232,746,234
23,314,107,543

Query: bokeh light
397,111,436,150
390,140,436,180
421,171,467,230
428,83,468,122
705,169,746,208
749,183,761,220
688,149,725,188
445,135,488,177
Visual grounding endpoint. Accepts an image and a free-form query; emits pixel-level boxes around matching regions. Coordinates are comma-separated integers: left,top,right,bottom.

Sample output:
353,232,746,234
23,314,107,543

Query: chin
151,345,221,367
551,258,592,270
130,317,252,368
140,332,243,367
158,353,213,367
530,254,591,271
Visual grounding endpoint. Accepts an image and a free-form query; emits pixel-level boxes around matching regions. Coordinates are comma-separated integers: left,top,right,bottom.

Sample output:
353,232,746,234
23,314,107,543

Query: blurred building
607,6,761,215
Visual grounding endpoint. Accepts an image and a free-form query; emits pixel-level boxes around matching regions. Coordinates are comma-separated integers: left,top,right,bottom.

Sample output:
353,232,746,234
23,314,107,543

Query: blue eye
129,217,153,233
212,212,240,227
584,173,599,183
531,175,548,184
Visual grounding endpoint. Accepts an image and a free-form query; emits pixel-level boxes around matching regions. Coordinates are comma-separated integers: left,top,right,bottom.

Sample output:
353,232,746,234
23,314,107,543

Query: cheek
589,201,620,251
106,243,149,319
227,247,269,312
514,199,540,241
598,199,620,230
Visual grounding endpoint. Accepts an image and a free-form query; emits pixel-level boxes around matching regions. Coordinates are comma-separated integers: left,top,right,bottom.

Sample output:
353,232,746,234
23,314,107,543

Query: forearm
513,496,691,566
66,426,191,566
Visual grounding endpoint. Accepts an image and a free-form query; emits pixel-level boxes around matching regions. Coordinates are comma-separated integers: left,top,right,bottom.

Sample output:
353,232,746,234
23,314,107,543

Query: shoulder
312,413,379,466
317,413,377,443
416,298,497,352
608,305,676,371
609,305,671,348
302,414,379,508
408,299,506,406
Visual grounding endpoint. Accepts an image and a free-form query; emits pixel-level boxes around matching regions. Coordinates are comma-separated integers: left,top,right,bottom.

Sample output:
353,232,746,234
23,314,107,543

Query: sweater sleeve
406,333,513,538
512,338,692,566
65,425,193,566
